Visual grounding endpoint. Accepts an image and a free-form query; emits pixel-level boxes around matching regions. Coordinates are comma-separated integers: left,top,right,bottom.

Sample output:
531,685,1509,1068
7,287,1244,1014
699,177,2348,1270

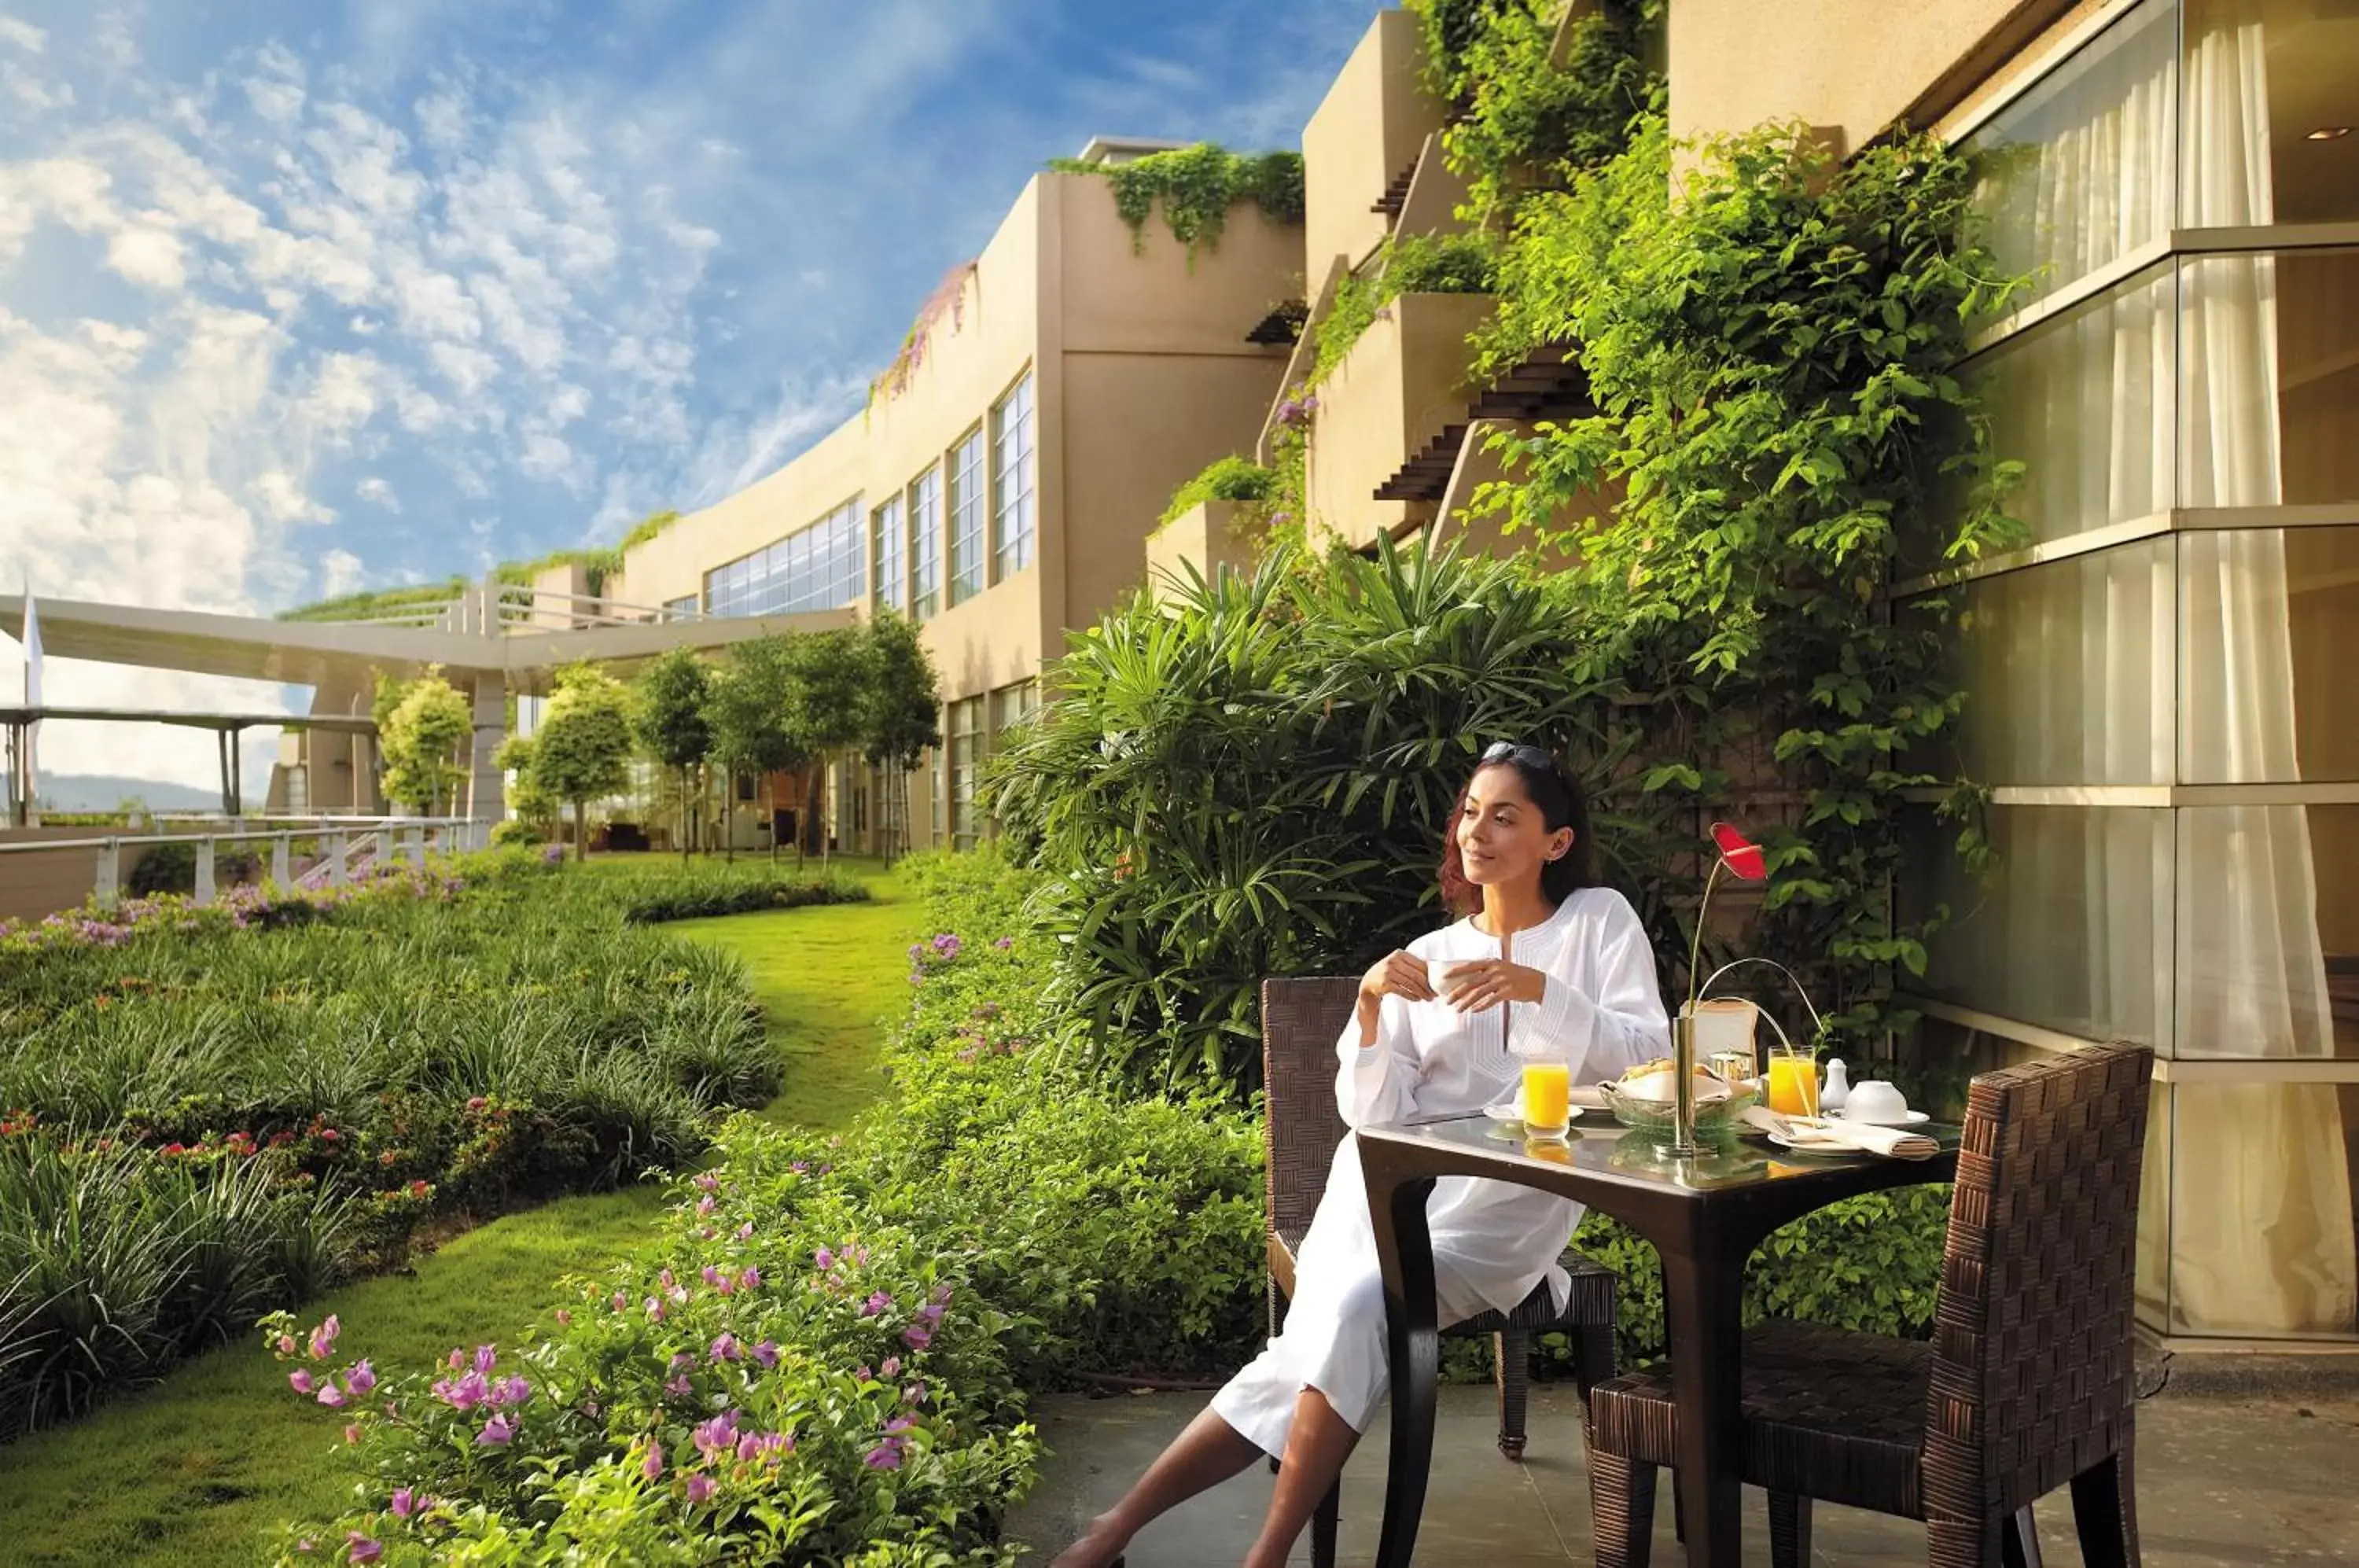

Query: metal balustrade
0,815,489,911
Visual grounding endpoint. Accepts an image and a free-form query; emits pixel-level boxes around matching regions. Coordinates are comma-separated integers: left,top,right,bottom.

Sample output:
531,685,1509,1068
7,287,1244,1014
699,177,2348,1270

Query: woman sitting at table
1051,742,1669,1568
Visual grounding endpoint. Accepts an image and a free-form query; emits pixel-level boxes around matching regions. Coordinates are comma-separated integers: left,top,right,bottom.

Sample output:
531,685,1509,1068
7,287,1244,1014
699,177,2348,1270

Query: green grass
0,856,924,1565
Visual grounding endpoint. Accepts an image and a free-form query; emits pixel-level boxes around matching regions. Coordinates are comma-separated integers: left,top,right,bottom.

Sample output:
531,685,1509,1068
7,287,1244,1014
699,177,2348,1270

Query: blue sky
0,0,1372,784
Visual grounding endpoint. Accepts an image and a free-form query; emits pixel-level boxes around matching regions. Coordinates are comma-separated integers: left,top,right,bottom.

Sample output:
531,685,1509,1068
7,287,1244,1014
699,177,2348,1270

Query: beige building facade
606,149,1300,852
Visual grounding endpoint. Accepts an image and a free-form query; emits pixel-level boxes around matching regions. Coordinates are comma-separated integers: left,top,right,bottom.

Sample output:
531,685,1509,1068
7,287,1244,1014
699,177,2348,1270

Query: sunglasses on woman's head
1481,741,1557,770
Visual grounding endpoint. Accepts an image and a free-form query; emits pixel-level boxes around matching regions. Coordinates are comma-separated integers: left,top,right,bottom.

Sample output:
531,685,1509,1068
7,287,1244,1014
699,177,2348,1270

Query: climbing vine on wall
870,259,981,406
1047,144,1304,259
1308,231,1500,386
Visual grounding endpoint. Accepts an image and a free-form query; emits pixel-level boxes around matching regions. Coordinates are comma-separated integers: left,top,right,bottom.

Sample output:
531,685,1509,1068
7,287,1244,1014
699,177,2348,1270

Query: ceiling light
2305,126,2351,141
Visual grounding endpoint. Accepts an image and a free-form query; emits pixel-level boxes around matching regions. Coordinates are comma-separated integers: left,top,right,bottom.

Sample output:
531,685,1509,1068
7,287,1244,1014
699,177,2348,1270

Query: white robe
1212,886,1669,1455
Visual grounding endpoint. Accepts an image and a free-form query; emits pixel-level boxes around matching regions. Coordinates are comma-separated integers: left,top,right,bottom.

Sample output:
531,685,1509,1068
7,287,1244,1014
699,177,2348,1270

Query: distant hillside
35,774,251,813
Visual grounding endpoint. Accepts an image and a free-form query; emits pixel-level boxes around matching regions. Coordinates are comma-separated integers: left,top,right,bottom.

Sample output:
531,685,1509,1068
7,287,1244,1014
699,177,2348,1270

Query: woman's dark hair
1437,743,1597,915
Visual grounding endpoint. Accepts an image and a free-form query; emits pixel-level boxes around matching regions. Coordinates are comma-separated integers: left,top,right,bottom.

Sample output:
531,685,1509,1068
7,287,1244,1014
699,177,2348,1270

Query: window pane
1906,804,2173,1048
2176,804,2359,1059
948,430,986,604
948,697,983,848
2180,248,2359,508
1960,262,2175,547
2157,1079,2359,1337
1941,536,2175,786
2180,527,2359,784
1966,0,2174,314
910,466,942,621
2182,0,2359,230
992,374,1036,579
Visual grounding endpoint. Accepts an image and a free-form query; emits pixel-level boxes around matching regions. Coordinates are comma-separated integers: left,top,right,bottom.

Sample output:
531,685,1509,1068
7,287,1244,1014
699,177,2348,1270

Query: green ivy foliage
1048,144,1304,259
1158,455,1280,528
1309,230,1500,385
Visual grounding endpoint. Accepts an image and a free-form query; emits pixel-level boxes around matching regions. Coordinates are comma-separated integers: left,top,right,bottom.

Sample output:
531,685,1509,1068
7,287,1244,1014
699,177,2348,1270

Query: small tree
633,648,712,862
703,636,811,864
786,628,874,867
377,667,473,815
493,732,561,841
860,612,942,865
528,664,635,861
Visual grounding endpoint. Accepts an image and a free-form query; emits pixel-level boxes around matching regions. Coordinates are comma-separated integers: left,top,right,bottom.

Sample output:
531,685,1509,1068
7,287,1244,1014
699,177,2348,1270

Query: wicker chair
1584,1040,2155,1568
1259,977,1623,1564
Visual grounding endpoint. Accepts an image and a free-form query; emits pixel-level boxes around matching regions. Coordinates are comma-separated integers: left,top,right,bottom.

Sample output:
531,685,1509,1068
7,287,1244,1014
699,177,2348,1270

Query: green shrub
1048,144,1303,259
488,817,545,848
620,869,870,926
1311,232,1500,385
1158,455,1279,527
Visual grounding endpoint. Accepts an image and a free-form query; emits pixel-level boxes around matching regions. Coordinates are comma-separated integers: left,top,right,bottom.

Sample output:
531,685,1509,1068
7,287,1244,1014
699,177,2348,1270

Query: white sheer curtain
2167,7,2352,1337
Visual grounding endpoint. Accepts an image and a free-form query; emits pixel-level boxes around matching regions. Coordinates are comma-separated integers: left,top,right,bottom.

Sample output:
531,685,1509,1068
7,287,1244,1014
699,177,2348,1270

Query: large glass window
663,594,699,620
2181,0,2359,230
910,466,941,622
1905,805,2174,1050
2181,248,2359,509
703,498,863,617
990,679,1039,744
947,697,984,848
992,374,1036,579
872,495,906,613
948,429,986,605
2177,804,2359,1060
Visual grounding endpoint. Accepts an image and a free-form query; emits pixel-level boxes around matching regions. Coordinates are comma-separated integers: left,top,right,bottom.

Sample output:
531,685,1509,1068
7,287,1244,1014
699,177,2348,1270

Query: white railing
0,816,488,911
293,581,701,633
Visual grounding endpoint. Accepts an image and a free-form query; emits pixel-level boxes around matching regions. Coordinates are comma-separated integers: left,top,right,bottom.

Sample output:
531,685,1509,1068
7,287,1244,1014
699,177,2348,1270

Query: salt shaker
1819,1058,1852,1113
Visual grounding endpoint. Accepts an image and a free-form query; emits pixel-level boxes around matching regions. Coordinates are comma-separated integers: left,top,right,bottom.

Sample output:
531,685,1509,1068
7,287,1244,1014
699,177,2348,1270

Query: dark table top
1355,1112,1961,1208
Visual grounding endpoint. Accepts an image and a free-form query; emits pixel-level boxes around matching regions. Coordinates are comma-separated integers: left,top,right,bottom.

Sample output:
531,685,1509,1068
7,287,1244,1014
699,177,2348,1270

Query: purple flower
309,1316,341,1359
316,1383,348,1409
646,1296,666,1322
734,1222,754,1242
432,1371,488,1412
664,1375,692,1397
880,1356,901,1378
695,1196,715,1217
902,1324,933,1350
885,1416,915,1435
709,1333,742,1363
613,1290,629,1312
903,1382,927,1404
686,1473,717,1506
738,1264,761,1290
642,1444,665,1481
492,1376,531,1408
345,1360,377,1397
389,1488,416,1521
348,1533,382,1565
751,1340,780,1371
814,1247,834,1271
860,1290,893,1318
735,1432,761,1463
477,1413,515,1447
863,1442,903,1470
693,1172,718,1191
289,1368,316,1396
931,933,962,959
692,1411,740,1459
993,936,1014,950
701,1264,730,1293
472,1344,497,1377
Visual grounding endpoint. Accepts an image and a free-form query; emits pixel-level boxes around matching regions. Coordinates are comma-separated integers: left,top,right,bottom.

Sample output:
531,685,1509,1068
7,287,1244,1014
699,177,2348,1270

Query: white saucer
1831,1107,1930,1126
1482,1100,1584,1124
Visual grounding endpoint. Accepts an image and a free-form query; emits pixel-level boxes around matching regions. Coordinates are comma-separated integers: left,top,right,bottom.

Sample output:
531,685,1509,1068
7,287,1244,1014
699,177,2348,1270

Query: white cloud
0,15,45,53
106,224,186,287
319,547,366,596
254,469,331,522
303,350,380,434
354,475,398,510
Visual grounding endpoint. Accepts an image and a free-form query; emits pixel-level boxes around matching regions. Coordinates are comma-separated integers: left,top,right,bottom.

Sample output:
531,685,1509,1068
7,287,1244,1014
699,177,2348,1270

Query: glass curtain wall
705,499,866,617
992,374,1036,578
948,429,987,605
1913,0,2359,1342
910,466,942,622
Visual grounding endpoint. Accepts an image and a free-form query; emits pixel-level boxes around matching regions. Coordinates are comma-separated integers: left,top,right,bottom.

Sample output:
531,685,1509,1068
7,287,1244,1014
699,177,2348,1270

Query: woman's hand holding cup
1360,951,1437,1005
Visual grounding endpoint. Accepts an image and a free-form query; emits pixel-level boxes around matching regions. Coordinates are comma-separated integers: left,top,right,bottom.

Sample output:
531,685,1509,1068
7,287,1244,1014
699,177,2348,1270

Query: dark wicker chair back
1925,1040,2155,1533
1258,977,1361,1245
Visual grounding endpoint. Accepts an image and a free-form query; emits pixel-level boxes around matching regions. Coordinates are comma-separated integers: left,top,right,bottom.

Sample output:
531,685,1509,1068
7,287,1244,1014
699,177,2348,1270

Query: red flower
1710,821,1766,882
160,1143,186,1157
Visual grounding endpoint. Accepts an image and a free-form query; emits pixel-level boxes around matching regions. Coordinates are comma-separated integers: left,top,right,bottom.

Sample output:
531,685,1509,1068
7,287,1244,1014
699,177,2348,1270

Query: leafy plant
1158,455,1279,528
618,508,683,553
1048,144,1304,259
704,637,812,865
374,668,475,815
529,664,637,862
633,647,714,863
859,612,944,866
1309,231,1500,386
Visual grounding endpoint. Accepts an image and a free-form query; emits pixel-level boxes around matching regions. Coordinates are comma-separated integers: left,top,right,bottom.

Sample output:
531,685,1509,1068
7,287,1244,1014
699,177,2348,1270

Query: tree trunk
572,798,587,862
766,773,780,865
723,775,736,864
679,765,692,863
816,760,830,869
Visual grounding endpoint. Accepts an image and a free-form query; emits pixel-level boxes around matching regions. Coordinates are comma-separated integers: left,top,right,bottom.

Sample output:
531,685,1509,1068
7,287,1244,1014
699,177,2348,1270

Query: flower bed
0,852,863,1438
269,848,1264,1562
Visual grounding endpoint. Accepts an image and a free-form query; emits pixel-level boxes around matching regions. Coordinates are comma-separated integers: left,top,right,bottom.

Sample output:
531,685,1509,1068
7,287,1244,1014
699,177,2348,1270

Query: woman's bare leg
1242,1386,1358,1568
1047,1404,1264,1568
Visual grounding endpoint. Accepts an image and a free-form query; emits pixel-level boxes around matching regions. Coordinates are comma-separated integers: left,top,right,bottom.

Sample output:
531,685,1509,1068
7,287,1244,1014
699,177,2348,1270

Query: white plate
1482,1100,1584,1124
1766,1128,1859,1155
1831,1107,1930,1126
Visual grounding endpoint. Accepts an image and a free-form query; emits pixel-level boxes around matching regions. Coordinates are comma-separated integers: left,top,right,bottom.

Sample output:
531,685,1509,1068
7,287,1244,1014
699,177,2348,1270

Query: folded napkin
1570,1084,1611,1111
1743,1106,1939,1161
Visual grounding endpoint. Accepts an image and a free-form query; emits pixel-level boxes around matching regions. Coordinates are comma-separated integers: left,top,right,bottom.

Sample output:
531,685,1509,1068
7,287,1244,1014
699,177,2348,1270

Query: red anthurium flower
1710,822,1766,882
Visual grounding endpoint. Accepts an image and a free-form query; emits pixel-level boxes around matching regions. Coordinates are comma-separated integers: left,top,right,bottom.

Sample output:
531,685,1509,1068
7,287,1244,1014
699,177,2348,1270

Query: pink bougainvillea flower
289,1368,315,1395
471,1345,497,1377
693,1172,718,1192
695,1196,716,1218
347,1533,381,1565
750,1340,780,1371
1710,821,1767,882
814,1246,834,1271
734,1223,754,1242
664,1375,693,1397
709,1334,742,1364
493,1376,531,1407
432,1371,488,1412
861,1290,893,1317
686,1474,717,1506
344,1360,376,1397
553,1309,571,1327
901,1325,933,1351
316,1384,348,1409
691,1411,740,1459
738,1265,761,1290
993,936,1014,950
476,1414,515,1446
612,1290,629,1313
885,1416,915,1436
903,1382,927,1405
308,1316,340,1360
275,1334,298,1357
863,1442,903,1470
642,1443,665,1481
389,1487,417,1520
344,1424,362,1445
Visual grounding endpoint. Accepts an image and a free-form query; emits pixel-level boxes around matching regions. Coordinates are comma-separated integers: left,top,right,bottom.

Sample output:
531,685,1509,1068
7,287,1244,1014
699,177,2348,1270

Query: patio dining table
1357,1111,1960,1567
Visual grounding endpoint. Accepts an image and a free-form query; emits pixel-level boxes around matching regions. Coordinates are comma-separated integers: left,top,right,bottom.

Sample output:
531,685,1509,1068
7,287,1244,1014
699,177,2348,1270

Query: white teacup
1425,959,1479,998
1843,1080,1910,1124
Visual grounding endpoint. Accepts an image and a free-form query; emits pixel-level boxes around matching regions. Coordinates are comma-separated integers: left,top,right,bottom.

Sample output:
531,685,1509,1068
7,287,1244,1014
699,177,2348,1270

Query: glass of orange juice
1765,1052,1820,1118
1521,1058,1572,1139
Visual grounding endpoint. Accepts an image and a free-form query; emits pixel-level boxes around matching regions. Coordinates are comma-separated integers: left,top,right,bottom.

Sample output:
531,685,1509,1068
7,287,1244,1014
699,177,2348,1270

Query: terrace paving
1009,1378,2359,1565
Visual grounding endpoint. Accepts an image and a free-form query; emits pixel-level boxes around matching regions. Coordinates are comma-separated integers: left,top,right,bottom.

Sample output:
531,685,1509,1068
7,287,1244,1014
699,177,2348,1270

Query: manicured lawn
0,856,921,1564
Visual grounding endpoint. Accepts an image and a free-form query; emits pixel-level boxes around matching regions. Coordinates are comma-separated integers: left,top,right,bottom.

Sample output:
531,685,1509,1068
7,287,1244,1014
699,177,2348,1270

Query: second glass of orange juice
1765,1053,1820,1117
1522,1059,1572,1138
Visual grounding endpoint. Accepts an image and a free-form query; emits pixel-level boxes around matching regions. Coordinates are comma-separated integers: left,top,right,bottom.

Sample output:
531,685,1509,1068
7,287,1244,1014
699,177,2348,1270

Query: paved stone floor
1007,1382,2359,1566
